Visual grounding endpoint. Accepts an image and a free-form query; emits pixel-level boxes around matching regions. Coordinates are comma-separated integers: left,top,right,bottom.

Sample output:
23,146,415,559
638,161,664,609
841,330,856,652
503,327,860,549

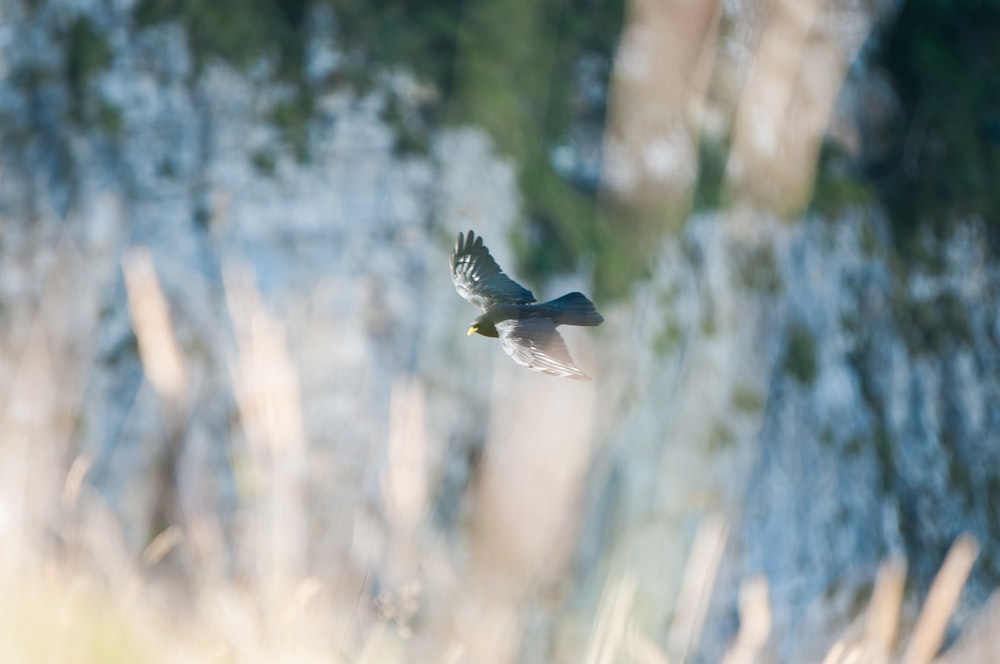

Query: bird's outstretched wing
451,230,535,311
495,317,589,380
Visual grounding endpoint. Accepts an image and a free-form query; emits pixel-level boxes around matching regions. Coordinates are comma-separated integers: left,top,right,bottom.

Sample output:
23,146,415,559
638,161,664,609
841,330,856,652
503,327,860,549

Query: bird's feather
495,317,589,380
450,230,535,311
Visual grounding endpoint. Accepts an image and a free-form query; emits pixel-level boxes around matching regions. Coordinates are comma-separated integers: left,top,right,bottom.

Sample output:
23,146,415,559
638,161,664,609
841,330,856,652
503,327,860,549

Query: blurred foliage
706,419,736,452
732,384,765,414
64,15,111,104
866,0,1000,250
896,290,973,354
783,322,818,386
133,0,312,75
2,12,118,190
129,0,636,296
131,0,460,157
31,0,1000,299
332,0,464,92
63,15,119,132
653,316,683,356
810,143,876,217
732,243,782,296
446,0,629,299
134,0,316,156
693,136,730,212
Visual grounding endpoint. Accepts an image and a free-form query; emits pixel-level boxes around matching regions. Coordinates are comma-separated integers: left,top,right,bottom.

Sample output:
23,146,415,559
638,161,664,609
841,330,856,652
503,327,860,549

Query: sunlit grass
0,246,991,663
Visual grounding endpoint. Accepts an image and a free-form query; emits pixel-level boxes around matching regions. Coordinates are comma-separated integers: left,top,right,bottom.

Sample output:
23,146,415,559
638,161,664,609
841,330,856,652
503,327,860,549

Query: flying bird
450,230,603,379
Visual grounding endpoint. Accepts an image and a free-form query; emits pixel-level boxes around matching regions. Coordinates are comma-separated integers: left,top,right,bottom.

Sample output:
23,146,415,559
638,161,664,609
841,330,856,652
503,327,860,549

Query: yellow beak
467,325,477,336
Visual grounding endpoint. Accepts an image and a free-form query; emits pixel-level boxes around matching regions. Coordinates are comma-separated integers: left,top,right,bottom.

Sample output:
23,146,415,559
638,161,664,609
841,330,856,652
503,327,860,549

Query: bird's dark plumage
450,230,603,379
451,230,536,310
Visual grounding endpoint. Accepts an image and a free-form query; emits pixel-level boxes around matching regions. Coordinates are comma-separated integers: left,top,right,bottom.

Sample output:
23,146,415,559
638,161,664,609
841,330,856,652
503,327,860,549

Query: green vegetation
381,91,433,155
843,434,865,457
873,426,895,493
809,143,875,217
858,215,880,257
3,13,118,188
783,322,818,386
127,0,644,297
706,419,736,452
64,16,111,96
653,317,684,356
700,297,718,336
693,136,731,211
731,384,765,414
732,243,782,296
895,290,972,354
944,427,975,510
130,0,460,159
133,0,313,75
267,94,315,162
445,0,637,299
63,15,118,131
866,0,1000,250
47,0,1000,300
24,0,1000,295
251,149,277,176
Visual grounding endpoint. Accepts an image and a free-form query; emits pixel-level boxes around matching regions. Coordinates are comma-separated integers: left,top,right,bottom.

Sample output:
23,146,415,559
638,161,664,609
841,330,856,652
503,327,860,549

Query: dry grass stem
585,572,638,664
667,514,729,660
722,575,771,664
62,454,92,511
902,534,979,664
142,525,183,567
626,624,672,664
122,248,187,404
224,264,309,598
865,557,907,663
383,377,428,537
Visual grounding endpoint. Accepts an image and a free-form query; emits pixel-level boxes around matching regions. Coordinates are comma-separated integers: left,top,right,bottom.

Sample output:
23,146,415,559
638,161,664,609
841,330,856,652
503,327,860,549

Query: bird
450,230,603,379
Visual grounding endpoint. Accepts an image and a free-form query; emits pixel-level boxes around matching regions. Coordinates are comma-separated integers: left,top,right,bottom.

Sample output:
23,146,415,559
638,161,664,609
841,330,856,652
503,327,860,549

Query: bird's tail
545,292,604,327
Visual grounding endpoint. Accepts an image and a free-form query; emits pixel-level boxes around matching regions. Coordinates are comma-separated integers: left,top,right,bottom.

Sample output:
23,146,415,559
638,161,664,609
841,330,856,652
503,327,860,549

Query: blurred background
1,0,999,661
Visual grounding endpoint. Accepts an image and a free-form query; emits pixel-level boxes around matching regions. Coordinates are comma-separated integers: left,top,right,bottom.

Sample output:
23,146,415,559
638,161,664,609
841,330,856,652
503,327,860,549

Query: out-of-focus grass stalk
626,624,673,664
374,376,428,641
667,514,729,661
383,377,427,542
2,250,996,664
821,538,978,664
583,518,728,664
122,248,196,571
122,248,191,557
224,264,308,610
122,249,187,405
0,236,153,662
819,557,906,664
864,557,907,664
584,572,638,664
902,535,978,664
721,575,771,664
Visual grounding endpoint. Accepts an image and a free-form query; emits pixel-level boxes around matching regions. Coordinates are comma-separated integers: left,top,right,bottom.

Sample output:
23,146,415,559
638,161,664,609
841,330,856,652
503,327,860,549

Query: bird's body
450,230,603,379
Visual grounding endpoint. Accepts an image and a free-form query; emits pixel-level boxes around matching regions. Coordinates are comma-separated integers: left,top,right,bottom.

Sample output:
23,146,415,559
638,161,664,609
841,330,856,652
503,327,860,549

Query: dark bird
450,230,603,379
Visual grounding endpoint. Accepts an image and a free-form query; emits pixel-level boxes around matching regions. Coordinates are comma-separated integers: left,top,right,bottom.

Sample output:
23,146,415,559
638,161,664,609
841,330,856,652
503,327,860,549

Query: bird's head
467,315,499,338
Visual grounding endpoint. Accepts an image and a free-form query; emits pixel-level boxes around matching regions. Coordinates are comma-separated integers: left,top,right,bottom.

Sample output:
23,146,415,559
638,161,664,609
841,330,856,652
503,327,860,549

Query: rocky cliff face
1,1,996,661
0,0,516,580
698,214,998,660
